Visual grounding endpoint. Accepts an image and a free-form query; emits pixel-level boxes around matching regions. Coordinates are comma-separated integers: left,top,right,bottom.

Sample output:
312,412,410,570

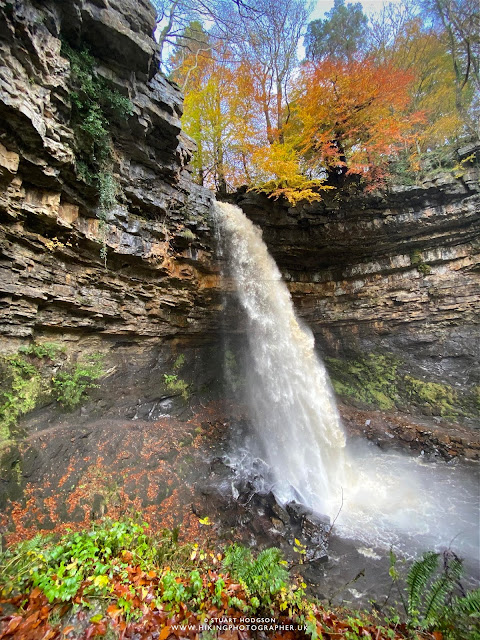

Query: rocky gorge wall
1,0,478,434
0,0,225,432
233,167,480,427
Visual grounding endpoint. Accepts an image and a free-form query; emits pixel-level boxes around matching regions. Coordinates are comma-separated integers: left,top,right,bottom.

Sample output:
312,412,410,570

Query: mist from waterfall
216,200,479,562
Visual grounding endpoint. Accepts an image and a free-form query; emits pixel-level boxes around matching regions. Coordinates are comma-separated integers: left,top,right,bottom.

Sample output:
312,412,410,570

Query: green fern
406,551,441,622
423,554,463,624
445,589,480,640
222,544,288,610
454,589,480,617
402,549,480,638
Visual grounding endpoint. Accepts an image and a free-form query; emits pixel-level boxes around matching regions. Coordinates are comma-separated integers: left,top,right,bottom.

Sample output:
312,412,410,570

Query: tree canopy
304,0,369,62
154,0,480,201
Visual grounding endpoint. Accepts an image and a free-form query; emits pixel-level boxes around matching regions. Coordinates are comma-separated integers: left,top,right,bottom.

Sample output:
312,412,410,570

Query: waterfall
216,200,479,561
216,200,346,517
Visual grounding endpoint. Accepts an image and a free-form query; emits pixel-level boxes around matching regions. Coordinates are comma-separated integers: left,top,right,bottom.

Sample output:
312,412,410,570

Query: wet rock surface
339,404,480,460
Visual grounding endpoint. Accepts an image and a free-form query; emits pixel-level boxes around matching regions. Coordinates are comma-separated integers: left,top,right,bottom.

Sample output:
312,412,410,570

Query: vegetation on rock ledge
0,343,106,444
61,42,133,262
325,352,478,419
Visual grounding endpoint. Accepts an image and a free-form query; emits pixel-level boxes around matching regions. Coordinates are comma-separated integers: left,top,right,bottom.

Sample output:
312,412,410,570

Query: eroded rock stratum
0,0,221,344
0,0,225,429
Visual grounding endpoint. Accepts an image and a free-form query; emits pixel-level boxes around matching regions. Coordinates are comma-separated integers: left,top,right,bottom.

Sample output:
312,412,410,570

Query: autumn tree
420,0,479,137
423,0,479,88
152,0,204,66
304,0,369,63
293,59,422,185
250,141,333,203
368,0,478,178
168,0,313,196
171,23,260,192
388,18,465,151
220,0,312,144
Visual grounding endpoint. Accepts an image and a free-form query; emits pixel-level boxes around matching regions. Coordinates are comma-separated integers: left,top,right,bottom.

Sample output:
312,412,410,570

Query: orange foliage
294,59,424,185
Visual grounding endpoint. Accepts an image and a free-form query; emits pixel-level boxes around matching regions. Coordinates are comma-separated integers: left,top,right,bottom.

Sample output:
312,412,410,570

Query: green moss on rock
325,353,399,410
0,355,44,442
0,343,106,444
325,350,477,419
404,376,457,417
410,250,432,276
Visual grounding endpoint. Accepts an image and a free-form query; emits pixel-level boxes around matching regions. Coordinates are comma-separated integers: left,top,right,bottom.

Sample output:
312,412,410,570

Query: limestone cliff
0,0,478,442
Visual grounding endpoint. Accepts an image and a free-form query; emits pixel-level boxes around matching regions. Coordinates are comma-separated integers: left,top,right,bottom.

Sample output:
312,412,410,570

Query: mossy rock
325,350,477,419
326,352,399,410
0,343,106,444
404,375,458,417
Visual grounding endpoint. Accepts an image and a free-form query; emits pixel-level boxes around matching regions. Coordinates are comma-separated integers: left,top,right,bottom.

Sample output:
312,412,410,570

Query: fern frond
222,544,288,609
407,551,439,618
453,588,480,618
424,574,455,624
423,551,464,623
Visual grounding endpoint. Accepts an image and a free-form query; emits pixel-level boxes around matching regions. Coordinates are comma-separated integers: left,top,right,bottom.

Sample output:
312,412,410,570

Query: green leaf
90,614,103,623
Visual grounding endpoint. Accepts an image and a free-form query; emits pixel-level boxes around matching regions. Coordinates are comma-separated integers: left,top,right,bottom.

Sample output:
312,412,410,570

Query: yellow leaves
89,614,103,624
91,574,110,589
255,181,327,205
293,537,307,559
249,142,334,204
451,153,476,179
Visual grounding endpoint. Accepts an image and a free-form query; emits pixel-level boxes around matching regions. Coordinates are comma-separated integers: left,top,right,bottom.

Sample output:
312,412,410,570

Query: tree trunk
276,80,284,144
327,135,348,185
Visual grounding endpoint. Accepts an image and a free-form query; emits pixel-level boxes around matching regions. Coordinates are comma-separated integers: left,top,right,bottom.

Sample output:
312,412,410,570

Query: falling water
216,201,479,563
216,200,346,516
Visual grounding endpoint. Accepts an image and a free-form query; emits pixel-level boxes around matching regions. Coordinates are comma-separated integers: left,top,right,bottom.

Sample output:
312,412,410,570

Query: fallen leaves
0,556,415,640
159,625,172,640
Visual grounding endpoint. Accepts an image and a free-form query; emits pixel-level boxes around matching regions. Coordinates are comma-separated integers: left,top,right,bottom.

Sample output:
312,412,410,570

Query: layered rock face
0,0,222,416
234,168,480,424
1,0,478,547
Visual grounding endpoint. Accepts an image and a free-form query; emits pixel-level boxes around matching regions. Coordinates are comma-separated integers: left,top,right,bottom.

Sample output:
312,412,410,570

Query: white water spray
216,201,346,515
216,201,479,561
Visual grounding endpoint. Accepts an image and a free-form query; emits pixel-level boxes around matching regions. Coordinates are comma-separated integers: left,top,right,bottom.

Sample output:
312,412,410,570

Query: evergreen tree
304,0,369,62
